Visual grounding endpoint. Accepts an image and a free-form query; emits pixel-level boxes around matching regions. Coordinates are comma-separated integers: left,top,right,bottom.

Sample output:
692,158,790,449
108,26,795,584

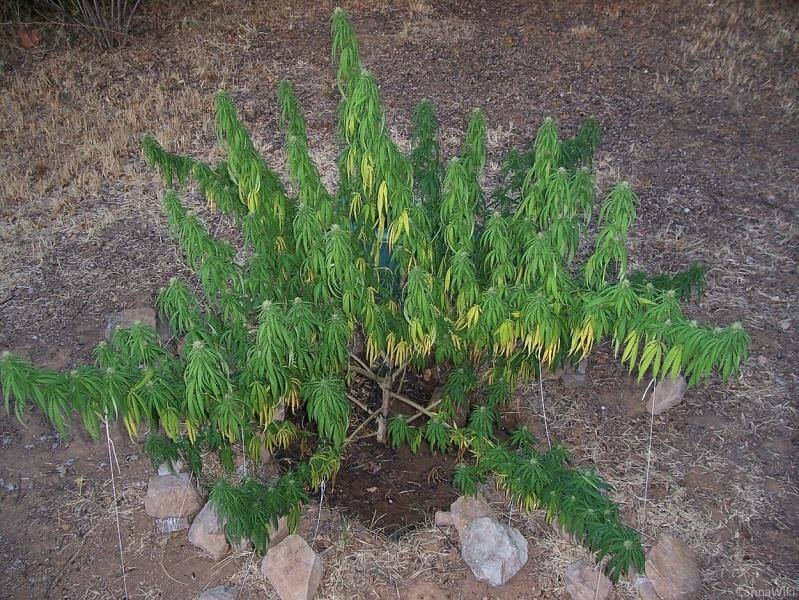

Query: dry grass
679,0,799,116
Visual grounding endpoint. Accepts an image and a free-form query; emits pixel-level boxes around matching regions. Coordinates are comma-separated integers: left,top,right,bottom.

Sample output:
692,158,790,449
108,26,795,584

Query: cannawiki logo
736,586,799,598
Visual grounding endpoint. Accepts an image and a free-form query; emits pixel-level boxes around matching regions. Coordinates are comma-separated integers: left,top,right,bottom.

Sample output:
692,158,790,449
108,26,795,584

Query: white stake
539,374,551,449
641,378,656,529
313,480,326,545
104,417,129,600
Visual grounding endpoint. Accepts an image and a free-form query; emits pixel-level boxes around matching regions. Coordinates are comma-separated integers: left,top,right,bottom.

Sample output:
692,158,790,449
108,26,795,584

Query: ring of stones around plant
0,8,749,600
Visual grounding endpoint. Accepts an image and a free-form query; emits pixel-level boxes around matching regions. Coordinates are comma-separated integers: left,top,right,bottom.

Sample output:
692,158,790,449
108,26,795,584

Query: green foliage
0,9,749,577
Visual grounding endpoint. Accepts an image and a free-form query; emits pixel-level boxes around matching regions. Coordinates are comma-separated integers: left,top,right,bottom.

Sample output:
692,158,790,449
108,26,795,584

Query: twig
407,397,444,425
346,393,370,414
344,406,382,444
389,391,436,418
349,364,380,383
376,384,390,444
348,352,374,374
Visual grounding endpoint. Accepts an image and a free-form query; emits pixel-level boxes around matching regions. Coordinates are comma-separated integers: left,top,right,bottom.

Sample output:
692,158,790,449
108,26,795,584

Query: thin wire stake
593,557,605,600
313,480,326,545
539,374,551,449
241,426,247,478
104,417,129,600
641,377,657,529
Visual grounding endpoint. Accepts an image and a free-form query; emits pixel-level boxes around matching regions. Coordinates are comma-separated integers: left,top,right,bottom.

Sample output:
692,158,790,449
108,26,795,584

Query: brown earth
0,1,797,599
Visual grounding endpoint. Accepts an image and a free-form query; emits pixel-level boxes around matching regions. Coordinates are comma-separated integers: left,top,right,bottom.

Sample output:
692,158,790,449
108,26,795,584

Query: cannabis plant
0,9,748,580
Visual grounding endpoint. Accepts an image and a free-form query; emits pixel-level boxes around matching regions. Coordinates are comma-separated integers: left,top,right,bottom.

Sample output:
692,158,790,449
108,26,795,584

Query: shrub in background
39,0,143,48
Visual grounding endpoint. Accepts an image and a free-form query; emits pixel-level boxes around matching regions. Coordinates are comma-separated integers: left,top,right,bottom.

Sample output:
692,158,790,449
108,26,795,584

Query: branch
348,364,380,383
346,393,370,414
344,406,382,444
349,352,374,374
389,391,436,418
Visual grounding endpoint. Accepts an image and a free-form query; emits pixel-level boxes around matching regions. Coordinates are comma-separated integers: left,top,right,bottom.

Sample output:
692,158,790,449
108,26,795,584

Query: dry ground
0,1,797,599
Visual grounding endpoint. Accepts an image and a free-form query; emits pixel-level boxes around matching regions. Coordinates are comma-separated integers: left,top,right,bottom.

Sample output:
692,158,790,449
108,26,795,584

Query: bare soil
1,1,797,599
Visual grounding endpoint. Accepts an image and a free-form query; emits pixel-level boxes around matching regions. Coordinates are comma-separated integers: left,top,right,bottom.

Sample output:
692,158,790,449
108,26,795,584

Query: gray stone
261,534,323,600
450,494,492,542
188,501,230,561
199,586,237,600
565,560,613,600
144,473,202,519
645,534,702,600
461,517,528,587
434,510,453,528
105,307,157,339
157,459,184,476
155,516,190,533
561,359,589,388
647,376,688,415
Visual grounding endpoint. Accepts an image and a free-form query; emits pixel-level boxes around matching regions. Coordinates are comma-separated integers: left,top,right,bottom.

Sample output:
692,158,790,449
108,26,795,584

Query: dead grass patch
679,0,799,116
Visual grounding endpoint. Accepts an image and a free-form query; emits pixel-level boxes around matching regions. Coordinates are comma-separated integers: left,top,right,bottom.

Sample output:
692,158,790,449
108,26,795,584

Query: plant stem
376,383,390,444
348,364,380,382
346,393,370,414
348,352,374,374
344,406,382,444
389,390,436,418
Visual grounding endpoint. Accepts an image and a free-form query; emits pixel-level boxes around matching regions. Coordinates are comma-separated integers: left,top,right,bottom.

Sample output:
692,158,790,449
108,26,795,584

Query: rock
263,514,291,549
230,536,253,552
645,534,702,600
565,560,613,600
647,376,688,415
621,376,649,417
434,510,453,527
155,516,190,533
261,534,323,600
460,517,528,587
561,359,589,388
157,460,185,476
144,473,202,519
450,494,492,541
629,571,661,600
105,307,157,339
551,520,580,545
199,586,237,600
188,501,230,561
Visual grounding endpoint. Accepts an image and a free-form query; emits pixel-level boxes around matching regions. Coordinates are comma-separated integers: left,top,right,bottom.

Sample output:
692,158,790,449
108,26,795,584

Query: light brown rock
450,494,492,542
647,376,688,415
144,473,202,519
434,510,453,527
261,534,323,600
188,501,230,561
105,307,157,338
645,534,702,600
565,560,613,600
